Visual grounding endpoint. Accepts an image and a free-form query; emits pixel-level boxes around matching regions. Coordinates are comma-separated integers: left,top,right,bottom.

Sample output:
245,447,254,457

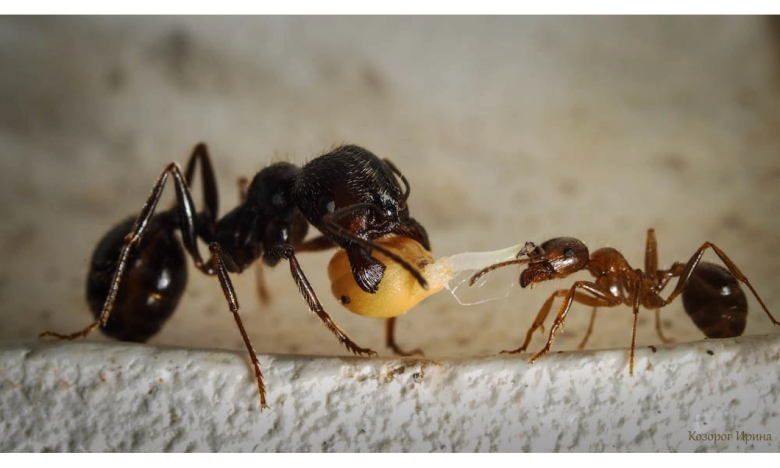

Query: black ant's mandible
469,229,779,374
40,143,431,409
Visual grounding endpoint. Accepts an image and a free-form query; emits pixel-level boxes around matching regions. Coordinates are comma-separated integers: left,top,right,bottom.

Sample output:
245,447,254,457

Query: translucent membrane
329,237,525,318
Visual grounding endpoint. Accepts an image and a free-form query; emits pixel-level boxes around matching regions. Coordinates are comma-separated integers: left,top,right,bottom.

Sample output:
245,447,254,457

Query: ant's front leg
41,162,202,340
267,244,377,357
321,203,429,292
504,287,614,355
528,282,618,364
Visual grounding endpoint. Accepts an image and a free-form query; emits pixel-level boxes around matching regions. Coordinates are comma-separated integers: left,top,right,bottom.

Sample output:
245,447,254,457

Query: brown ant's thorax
587,247,632,278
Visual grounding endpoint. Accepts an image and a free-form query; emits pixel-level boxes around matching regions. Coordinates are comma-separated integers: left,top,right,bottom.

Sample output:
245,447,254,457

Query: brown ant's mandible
469,229,779,374
40,143,430,409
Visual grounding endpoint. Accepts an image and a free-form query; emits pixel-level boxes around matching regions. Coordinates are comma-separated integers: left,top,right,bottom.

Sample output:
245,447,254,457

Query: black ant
40,143,430,409
469,229,778,374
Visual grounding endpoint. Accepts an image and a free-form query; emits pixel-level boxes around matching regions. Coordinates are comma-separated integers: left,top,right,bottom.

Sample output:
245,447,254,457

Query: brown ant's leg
662,243,779,326
321,204,429,290
385,317,424,356
653,309,674,343
41,162,205,340
505,289,611,355
529,282,619,364
271,244,377,357
209,243,268,409
645,228,659,285
629,282,642,376
577,308,598,350
646,230,681,343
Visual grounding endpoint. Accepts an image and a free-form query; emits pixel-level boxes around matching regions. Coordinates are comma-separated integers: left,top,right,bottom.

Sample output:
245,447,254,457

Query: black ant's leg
268,244,377,357
252,261,271,306
321,203,429,291
661,243,779,326
529,282,619,363
183,143,219,237
234,175,272,305
209,243,268,409
41,162,204,340
237,176,250,203
577,308,598,350
505,287,615,355
385,317,424,356
295,235,338,253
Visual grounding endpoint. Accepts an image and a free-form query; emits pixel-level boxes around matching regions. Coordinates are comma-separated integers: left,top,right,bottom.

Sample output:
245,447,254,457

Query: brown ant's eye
318,195,335,213
564,247,574,257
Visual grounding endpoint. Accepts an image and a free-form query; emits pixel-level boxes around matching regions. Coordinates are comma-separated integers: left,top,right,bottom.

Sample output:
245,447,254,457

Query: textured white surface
1,336,778,452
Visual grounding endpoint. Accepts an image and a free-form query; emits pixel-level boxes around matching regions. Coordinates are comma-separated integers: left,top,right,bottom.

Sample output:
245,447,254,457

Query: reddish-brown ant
40,143,430,408
469,229,779,374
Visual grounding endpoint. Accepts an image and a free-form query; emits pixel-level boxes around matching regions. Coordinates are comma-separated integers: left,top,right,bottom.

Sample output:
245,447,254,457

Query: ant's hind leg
386,317,424,356
654,309,674,343
662,242,779,326
271,244,377,357
41,162,201,340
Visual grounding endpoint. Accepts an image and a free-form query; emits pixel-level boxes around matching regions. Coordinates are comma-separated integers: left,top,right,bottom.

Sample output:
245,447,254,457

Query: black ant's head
520,237,589,287
247,162,308,247
294,145,408,241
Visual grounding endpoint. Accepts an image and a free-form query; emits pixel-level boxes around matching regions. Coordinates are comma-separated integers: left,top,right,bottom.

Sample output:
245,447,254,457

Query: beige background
1,16,778,359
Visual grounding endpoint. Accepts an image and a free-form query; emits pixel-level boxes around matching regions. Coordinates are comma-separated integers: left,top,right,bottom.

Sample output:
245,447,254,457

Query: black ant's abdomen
86,215,188,342
682,261,747,339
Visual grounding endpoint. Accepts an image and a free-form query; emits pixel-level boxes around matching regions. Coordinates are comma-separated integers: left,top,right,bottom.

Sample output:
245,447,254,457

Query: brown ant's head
519,237,589,287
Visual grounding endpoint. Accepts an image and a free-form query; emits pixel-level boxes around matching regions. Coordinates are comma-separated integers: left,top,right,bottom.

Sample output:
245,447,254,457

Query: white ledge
1,335,778,452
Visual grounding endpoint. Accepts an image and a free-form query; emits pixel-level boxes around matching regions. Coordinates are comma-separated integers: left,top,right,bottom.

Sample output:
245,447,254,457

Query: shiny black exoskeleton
41,143,430,409
86,214,187,342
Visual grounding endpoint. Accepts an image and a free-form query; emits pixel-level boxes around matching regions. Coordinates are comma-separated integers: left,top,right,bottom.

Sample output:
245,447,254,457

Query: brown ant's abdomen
86,215,188,342
682,261,747,338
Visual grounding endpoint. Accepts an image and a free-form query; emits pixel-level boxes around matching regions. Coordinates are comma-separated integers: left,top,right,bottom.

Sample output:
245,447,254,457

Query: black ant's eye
564,248,574,257
318,195,335,213
271,192,285,207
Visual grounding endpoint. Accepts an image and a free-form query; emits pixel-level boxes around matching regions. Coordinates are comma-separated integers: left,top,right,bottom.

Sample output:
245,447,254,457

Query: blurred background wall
1,16,778,357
